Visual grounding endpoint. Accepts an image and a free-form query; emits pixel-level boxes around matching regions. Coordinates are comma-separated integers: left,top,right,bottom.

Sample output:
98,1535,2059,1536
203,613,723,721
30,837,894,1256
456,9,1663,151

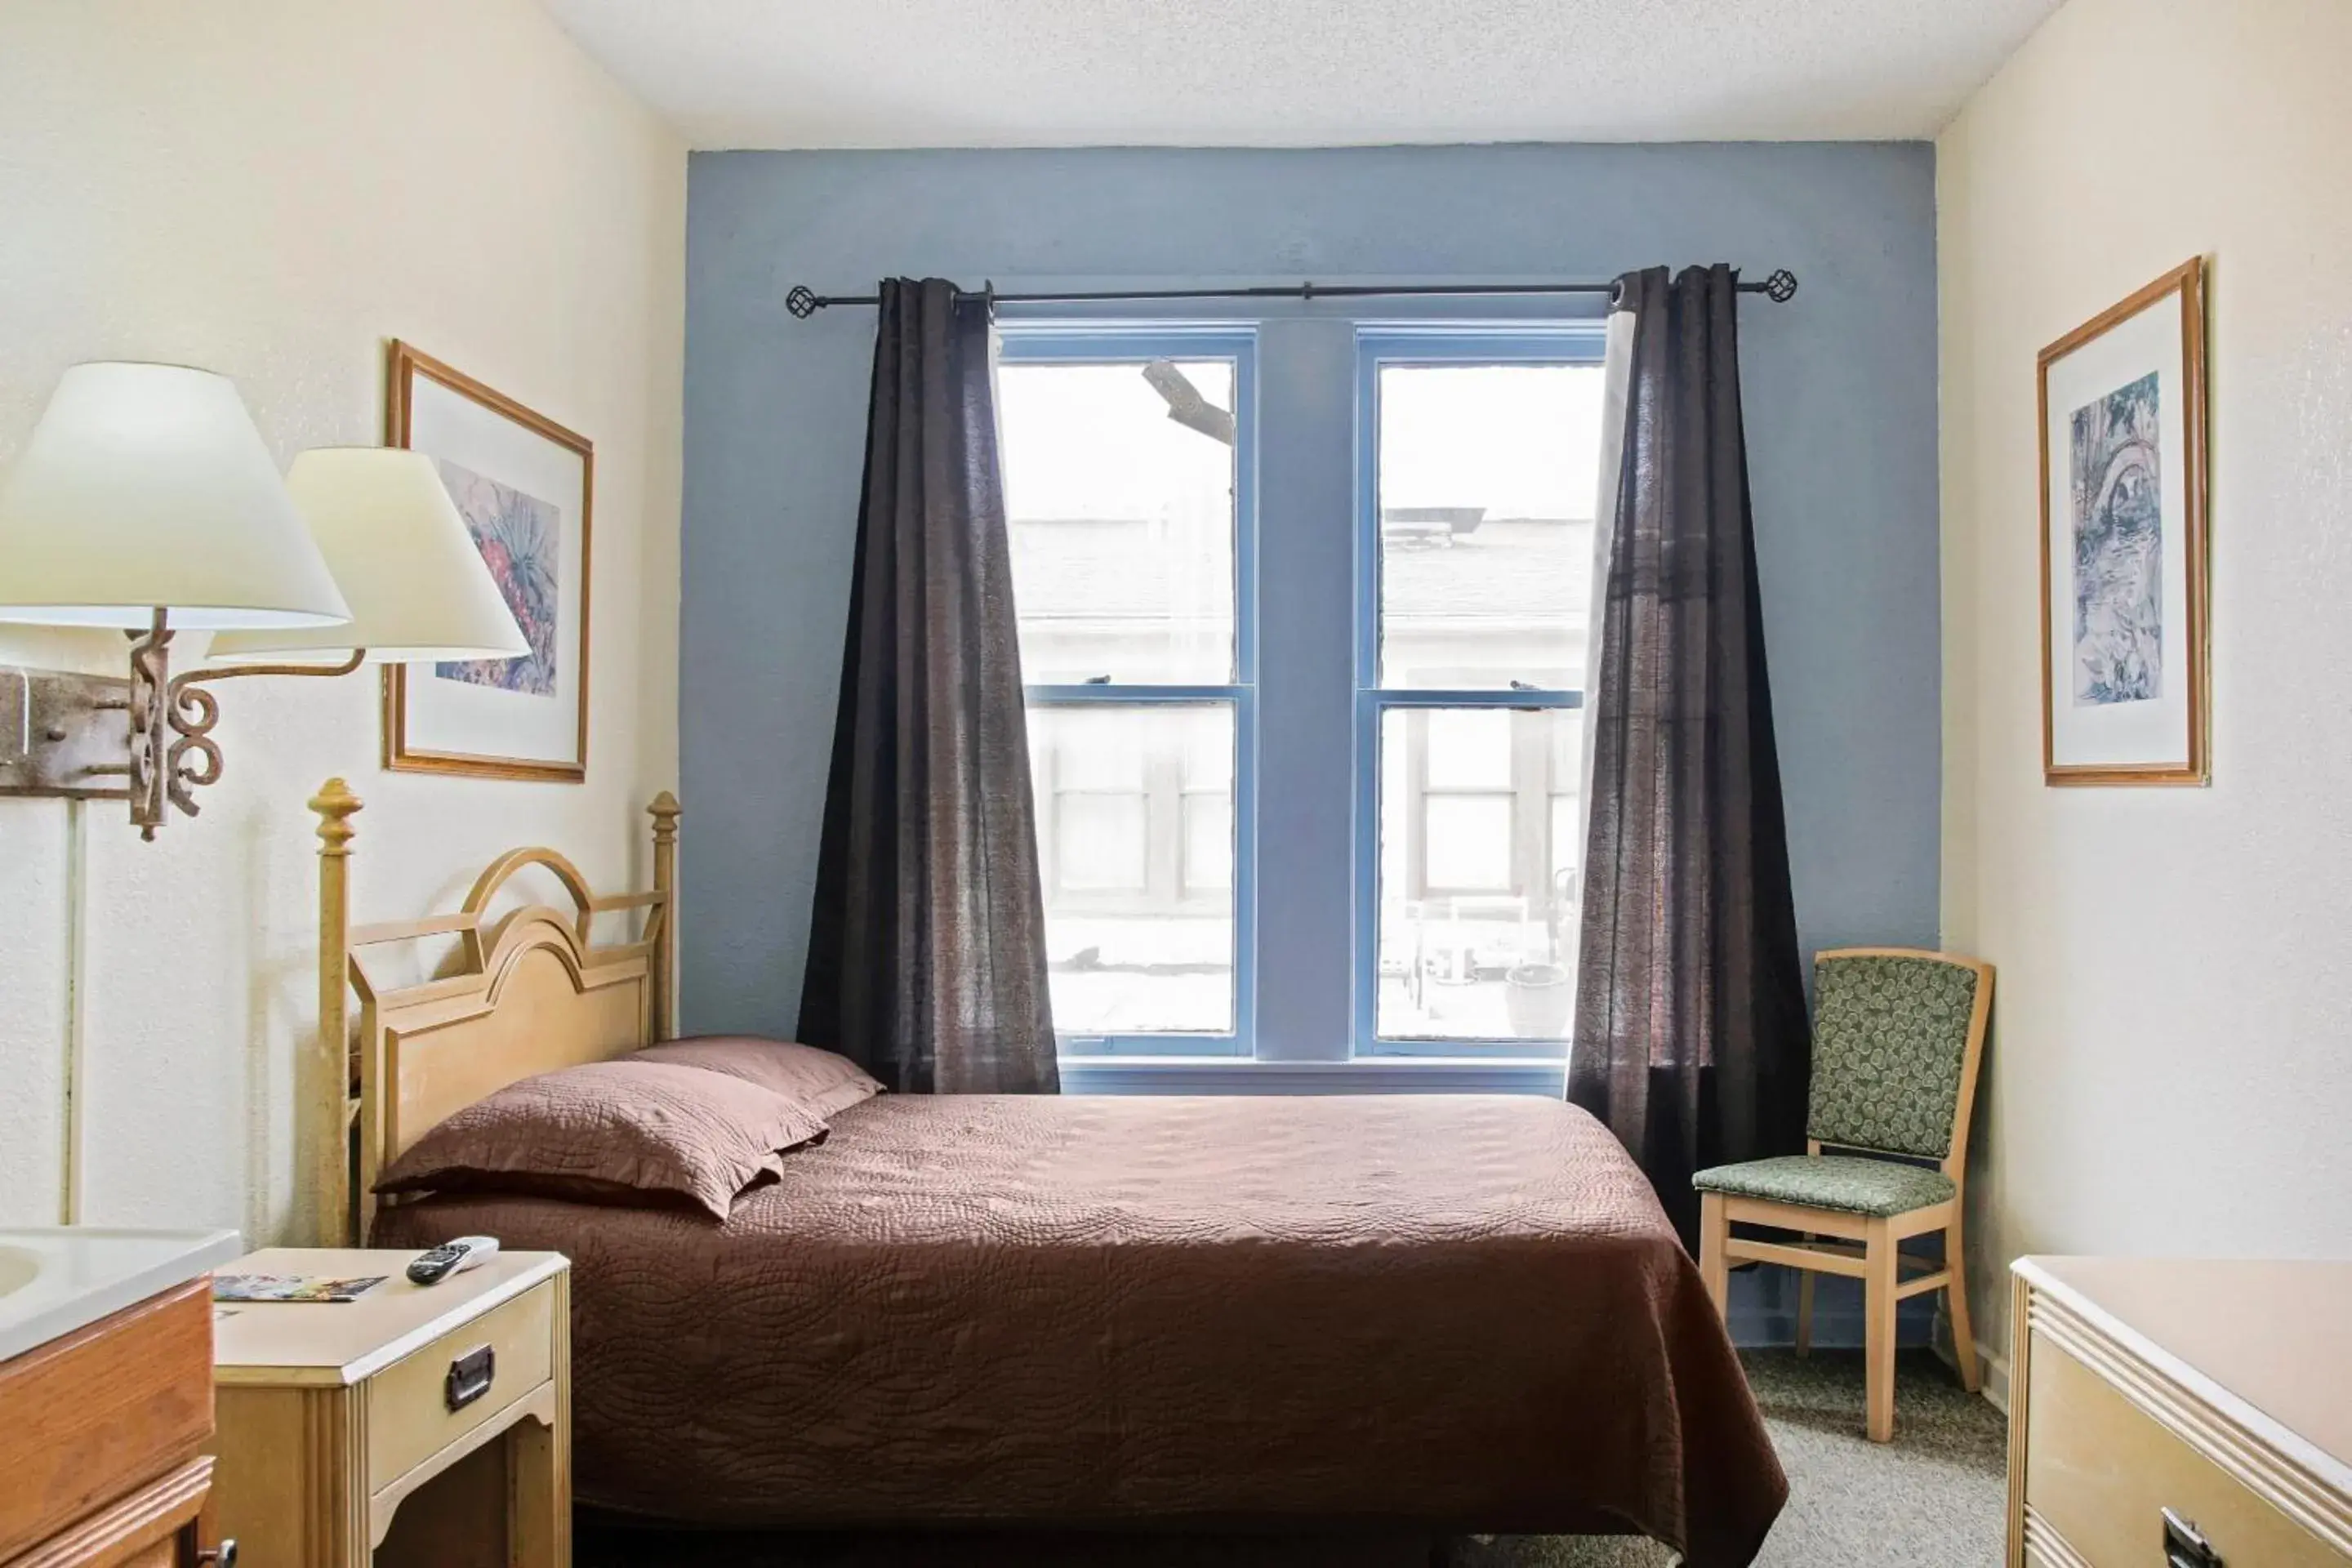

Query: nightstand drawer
366,1280,555,1491
2026,1334,2346,1567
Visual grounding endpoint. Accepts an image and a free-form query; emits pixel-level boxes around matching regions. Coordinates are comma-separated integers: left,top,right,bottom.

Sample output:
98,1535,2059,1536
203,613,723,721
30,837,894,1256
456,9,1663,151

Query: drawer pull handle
2163,1507,2222,1568
445,1343,496,1411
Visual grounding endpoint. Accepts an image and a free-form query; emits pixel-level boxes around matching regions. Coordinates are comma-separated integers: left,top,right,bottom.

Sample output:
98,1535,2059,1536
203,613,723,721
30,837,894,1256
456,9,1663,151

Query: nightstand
205,1248,569,1568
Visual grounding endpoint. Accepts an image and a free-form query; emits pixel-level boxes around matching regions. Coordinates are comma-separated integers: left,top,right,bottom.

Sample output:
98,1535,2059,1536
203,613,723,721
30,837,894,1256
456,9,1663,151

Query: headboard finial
648,791,682,1040
310,777,363,851
311,776,363,1244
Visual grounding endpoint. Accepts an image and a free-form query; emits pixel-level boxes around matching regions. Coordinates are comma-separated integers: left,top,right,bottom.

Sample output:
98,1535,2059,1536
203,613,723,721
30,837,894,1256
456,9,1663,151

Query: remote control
406,1236,499,1286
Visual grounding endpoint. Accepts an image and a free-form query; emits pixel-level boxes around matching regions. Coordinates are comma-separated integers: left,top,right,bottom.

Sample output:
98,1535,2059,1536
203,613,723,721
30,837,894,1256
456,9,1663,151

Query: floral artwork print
2069,371,2163,706
433,457,559,697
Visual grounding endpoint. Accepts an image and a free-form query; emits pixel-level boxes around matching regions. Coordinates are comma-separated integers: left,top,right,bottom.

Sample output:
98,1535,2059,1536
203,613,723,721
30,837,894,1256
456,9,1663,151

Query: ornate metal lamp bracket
73,609,363,839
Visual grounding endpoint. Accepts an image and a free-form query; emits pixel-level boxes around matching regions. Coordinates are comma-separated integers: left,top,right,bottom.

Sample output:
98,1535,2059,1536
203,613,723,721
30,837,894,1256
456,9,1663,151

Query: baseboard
1980,1346,2010,1415
1925,1329,2009,1414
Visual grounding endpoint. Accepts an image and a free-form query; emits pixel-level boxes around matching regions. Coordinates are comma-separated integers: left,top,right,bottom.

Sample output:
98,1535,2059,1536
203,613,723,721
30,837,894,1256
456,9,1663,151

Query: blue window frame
999,325,1258,1058
1352,327,1606,1059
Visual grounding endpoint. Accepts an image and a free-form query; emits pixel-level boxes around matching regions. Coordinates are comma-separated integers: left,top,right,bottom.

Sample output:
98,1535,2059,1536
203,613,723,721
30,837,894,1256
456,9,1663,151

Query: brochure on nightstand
212,1272,386,1304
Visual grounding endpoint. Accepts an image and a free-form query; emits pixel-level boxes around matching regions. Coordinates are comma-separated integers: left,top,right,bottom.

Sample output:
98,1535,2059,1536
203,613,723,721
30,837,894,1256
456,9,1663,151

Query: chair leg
1699,1192,1731,1321
1864,1218,1899,1442
1945,1216,1982,1393
1794,1235,1815,1357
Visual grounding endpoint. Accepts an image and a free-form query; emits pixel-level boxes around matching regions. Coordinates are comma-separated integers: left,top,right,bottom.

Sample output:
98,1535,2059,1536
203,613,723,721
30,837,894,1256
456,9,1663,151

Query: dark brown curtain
1568,265,1810,1245
798,278,1059,1095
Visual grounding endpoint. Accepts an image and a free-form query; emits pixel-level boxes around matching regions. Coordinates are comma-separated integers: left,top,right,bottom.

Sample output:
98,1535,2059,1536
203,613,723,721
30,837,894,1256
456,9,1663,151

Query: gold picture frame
383,341,593,782
2038,257,2209,786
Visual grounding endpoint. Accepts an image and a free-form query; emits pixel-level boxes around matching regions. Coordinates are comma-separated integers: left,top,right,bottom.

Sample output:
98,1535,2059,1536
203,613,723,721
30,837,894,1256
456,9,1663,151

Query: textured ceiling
541,0,2063,149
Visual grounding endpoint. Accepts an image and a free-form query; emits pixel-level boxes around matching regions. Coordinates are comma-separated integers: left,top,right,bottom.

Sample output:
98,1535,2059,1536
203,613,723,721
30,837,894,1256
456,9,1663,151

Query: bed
314,785,1785,1566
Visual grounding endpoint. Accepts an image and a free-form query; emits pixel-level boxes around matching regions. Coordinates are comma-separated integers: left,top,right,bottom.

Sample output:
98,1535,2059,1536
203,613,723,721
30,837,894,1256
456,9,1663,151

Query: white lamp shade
208,448,531,666
0,363,352,630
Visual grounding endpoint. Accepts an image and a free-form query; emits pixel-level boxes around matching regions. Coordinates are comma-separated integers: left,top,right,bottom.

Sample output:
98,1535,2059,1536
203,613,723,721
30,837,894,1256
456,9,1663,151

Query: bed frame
310,777,681,1244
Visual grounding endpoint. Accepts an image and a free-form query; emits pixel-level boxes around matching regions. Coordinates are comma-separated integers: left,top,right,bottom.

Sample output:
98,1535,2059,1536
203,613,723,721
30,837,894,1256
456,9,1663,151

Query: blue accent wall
679,144,1940,1042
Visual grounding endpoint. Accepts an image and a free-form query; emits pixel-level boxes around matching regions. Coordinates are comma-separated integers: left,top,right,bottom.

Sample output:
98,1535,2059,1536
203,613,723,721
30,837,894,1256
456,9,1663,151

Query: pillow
373,1059,829,1220
632,1036,885,1120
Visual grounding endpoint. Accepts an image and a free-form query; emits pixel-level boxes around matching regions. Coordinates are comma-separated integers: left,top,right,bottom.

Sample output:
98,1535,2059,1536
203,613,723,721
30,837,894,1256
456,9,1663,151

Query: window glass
1182,796,1234,895
1375,363,1606,691
1004,343,1248,1049
1549,794,1580,884
1373,706,1579,1044
1423,708,1513,789
1423,796,1514,890
1000,328,1606,1062
1023,702,1236,1037
1054,796,1149,892
1001,359,1236,686
1047,707,1147,790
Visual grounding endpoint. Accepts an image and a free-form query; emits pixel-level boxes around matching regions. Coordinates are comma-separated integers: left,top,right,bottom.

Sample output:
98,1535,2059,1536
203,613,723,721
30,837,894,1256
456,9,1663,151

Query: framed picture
383,341,592,782
2038,257,2210,786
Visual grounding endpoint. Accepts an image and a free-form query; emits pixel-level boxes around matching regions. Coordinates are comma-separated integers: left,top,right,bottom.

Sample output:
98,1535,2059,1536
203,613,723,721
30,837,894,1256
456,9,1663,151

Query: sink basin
0,1227,242,1365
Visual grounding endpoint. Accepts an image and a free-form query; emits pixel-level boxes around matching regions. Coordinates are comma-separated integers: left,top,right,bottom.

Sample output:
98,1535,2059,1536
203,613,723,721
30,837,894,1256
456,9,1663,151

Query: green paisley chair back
1806,952,1982,1160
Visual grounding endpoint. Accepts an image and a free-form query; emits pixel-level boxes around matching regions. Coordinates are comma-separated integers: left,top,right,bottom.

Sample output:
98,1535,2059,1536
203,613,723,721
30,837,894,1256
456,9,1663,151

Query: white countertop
0,1227,243,1364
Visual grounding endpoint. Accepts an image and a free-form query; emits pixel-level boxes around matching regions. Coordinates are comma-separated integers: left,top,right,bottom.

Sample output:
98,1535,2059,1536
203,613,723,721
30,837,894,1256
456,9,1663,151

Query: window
1356,334,1603,1055
1000,331,1255,1054
1001,319,1599,1071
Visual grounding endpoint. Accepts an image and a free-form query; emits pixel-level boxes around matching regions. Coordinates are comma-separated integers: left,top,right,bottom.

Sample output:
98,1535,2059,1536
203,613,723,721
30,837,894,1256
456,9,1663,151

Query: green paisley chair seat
1692,1153,1957,1217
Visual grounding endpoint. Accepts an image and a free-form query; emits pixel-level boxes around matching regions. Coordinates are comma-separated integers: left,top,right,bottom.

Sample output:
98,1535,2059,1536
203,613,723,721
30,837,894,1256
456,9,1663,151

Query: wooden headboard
310,777,680,1243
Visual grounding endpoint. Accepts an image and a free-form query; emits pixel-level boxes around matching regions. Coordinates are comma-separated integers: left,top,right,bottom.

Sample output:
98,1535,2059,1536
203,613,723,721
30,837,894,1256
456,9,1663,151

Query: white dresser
2008,1257,2350,1566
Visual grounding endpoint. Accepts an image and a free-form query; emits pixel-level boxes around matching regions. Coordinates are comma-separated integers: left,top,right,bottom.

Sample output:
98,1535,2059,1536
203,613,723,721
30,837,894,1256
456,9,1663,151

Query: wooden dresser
0,1281,230,1568
2009,1257,2351,1567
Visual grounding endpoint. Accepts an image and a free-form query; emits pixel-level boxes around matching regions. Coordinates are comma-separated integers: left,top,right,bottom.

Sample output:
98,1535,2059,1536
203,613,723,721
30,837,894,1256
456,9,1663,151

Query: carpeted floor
577,1349,2007,1567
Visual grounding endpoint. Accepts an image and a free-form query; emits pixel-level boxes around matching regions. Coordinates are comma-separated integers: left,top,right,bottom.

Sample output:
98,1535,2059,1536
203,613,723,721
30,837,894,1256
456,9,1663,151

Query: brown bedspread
374,1093,1784,1565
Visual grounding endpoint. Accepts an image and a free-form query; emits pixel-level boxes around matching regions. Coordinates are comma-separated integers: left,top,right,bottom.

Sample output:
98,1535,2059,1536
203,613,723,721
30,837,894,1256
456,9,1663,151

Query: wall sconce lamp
0,363,528,839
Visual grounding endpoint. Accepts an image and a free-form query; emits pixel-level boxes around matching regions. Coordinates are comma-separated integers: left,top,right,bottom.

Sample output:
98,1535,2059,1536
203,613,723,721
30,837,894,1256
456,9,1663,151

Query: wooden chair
1694,947,1993,1442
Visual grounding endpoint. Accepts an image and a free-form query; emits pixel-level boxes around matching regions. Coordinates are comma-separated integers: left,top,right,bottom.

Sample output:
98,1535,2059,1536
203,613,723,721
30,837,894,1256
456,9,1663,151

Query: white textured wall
0,1,684,1243
1940,0,2352,1374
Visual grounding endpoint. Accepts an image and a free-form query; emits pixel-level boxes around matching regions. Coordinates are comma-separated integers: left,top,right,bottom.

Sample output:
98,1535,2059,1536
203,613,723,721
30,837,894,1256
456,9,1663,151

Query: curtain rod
782,270,1797,319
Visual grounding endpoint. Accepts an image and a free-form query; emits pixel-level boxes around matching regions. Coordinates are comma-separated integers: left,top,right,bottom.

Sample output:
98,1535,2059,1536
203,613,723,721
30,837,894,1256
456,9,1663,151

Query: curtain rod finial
786,285,820,318
1762,269,1798,303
